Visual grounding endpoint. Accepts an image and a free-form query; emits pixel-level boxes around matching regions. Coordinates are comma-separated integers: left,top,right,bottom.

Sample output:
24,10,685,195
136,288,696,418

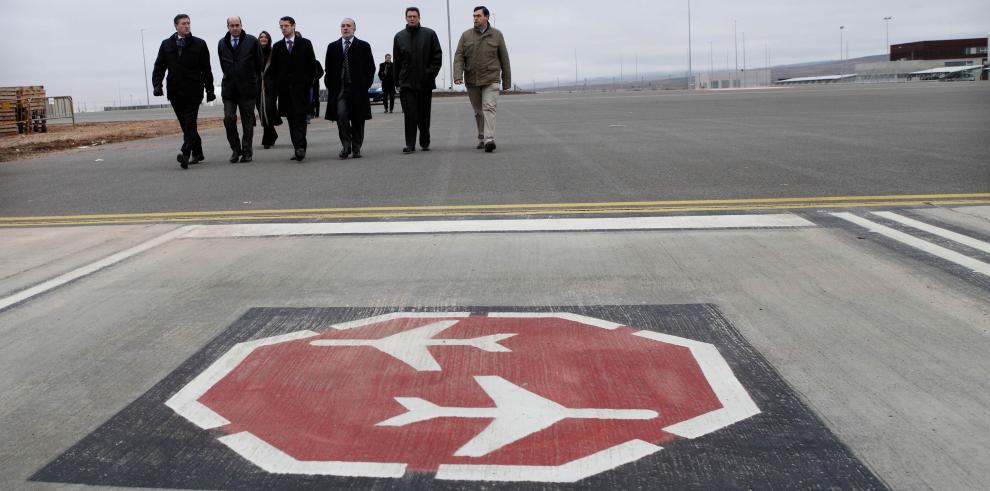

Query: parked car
368,85,384,104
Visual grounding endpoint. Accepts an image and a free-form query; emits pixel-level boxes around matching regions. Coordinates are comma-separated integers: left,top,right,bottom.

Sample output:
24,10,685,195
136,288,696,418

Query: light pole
140,28,150,107
574,48,579,88
446,0,453,89
734,20,738,73
883,17,893,58
839,26,845,64
687,0,693,89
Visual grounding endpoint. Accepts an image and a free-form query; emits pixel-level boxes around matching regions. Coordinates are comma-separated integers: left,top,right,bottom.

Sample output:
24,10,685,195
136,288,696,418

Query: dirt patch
0,118,223,162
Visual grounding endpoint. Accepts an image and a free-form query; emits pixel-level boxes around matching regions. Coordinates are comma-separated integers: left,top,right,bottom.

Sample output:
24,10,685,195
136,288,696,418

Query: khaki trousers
467,83,500,142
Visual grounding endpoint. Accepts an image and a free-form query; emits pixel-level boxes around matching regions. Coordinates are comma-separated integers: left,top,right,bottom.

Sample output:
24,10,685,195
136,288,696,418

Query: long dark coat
217,32,263,101
152,34,214,102
324,37,376,122
269,35,317,116
258,51,282,126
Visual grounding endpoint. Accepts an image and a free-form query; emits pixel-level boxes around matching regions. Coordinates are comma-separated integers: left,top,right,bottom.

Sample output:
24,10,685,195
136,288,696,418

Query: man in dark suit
269,16,317,162
324,18,376,159
393,7,443,154
152,14,215,169
217,16,263,163
378,54,396,113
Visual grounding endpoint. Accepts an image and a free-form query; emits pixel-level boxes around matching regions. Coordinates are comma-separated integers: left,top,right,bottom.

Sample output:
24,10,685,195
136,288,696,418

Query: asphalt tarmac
1,83,987,218
2,83,990,490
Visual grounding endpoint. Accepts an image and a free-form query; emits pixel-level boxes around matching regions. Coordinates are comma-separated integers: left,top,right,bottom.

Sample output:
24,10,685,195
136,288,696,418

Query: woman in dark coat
257,31,281,148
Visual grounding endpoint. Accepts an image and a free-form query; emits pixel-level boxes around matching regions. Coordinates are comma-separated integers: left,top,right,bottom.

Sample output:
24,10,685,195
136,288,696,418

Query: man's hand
206,92,217,102
454,79,463,85
153,87,164,97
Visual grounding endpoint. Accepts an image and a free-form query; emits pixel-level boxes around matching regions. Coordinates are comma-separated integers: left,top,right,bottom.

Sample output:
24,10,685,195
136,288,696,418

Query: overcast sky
2,1,987,108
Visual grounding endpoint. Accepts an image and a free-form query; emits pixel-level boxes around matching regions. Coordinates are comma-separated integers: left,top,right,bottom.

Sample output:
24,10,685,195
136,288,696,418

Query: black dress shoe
264,145,273,150
420,146,430,152
339,149,351,160
193,153,205,162
402,146,415,154
295,148,306,162
476,141,485,149
484,141,496,153
240,155,253,163
230,151,241,163
188,155,202,165
352,150,362,159
177,153,189,169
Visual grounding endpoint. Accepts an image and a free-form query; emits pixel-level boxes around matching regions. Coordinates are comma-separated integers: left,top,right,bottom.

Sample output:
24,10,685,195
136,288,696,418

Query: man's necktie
177,37,185,56
343,40,351,83
232,37,239,50
286,39,293,54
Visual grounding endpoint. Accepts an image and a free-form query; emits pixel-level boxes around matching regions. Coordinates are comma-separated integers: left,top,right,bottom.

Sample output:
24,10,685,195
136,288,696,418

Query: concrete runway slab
2,207,989,489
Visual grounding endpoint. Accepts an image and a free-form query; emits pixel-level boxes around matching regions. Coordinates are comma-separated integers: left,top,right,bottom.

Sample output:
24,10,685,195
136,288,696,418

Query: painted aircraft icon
377,375,660,457
310,321,515,372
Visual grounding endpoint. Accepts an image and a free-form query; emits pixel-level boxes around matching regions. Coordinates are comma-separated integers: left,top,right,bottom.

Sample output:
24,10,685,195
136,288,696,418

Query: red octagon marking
166,313,760,483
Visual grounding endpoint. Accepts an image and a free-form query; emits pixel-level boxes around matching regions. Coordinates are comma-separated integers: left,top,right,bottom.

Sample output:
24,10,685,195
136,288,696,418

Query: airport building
858,37,988,82
695,69,772,89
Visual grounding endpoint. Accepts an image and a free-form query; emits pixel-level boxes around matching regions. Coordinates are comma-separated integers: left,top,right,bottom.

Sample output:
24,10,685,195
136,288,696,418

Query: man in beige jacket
453,6,511,153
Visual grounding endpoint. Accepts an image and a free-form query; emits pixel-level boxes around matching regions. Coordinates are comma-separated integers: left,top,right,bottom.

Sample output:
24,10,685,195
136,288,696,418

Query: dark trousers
337,86,366,152
261,124,278,147
170,100,202,157
400,89,432,148
223,98,256,156
286,114,307,152
383,87,395,112
282,99,308,152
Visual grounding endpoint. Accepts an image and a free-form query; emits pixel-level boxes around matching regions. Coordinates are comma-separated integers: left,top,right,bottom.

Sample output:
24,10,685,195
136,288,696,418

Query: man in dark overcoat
152,14,215,169
378,54,396,113
217,16,263,163
269,16,317,162
325,18,376,159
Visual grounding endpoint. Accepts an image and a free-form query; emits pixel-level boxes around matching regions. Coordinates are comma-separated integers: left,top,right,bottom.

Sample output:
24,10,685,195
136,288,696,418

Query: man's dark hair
174,14,190,26
280,16,296,26
405,7,420,16
474,6,490,17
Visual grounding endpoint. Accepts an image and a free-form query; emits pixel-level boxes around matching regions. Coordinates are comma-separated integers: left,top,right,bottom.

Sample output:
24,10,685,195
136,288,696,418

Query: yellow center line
1,194,989,227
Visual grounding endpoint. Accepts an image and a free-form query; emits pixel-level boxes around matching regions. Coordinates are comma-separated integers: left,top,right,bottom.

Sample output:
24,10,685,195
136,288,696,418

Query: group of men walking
151,6,511,170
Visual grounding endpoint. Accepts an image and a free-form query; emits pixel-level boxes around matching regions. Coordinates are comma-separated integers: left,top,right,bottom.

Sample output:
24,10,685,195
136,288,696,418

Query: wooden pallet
0,86,46,136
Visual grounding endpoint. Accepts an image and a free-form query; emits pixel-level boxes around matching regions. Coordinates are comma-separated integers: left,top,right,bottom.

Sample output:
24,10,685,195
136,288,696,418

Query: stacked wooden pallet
16,86,47,134
0,85,52,136
0,87,18,136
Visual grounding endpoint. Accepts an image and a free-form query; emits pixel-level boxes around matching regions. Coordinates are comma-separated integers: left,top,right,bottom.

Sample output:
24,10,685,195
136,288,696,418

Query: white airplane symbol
310,321,515,372
377,376,659,457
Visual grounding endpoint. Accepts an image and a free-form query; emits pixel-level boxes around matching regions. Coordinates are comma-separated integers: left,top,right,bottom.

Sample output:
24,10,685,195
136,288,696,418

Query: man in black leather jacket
392,7,442,154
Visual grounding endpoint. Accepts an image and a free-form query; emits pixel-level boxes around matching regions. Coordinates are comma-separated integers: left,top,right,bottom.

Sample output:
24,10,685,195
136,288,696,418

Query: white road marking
435,439,663,482
0,214,813,312
0,226,196,312
833,212,990,276
311,321,515,372
166,330,320,430
180,214,815,239
634,330,761,438
218,432,407,478
872,211,990,255
377,376,658,458
487,312,625,330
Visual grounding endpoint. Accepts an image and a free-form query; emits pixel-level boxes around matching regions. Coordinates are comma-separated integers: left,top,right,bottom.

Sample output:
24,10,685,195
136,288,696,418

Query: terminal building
857,37,988,82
